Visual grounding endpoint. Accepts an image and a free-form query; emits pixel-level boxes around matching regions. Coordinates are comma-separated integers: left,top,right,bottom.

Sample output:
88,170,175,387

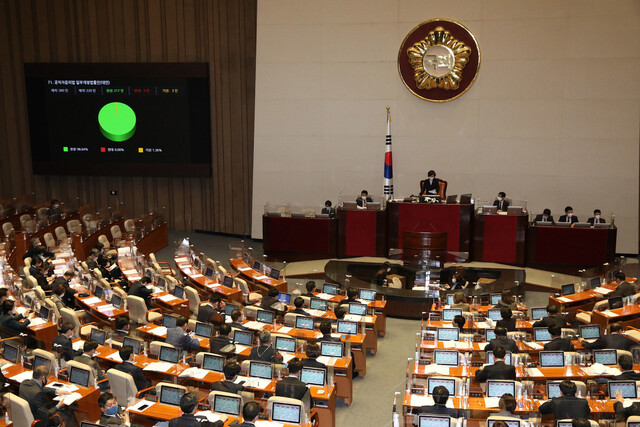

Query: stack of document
72,340,85,351
601,310,619,317
106,352,123,362
313,293,333,300
54,392,82,405
179,367,210,379
28,318,47,327
527,368,544,377
127,399,155,412
306,309,326,317
148,326,168,336
243,321,266,330
583,363,621,376
526,342,543,350
593,287,613,295
420,364,449,375
556,296,572,303
484,397,500,408
157,294,178,302
143,362,174,372
276,326,292,334
9,371,33,383
243,377,272,389
82,297,102,305
96,304,115,312
316,356,338,366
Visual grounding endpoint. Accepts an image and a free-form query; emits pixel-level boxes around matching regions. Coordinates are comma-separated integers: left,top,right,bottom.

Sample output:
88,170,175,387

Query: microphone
427,220,438,232
410,220,422,232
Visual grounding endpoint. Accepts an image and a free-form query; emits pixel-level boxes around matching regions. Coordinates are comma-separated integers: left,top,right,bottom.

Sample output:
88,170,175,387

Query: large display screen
24,63,211,177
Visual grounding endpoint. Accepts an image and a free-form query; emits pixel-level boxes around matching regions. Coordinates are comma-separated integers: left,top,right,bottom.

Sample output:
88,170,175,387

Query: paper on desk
277,326,292,334
29,318,46,326
148,326,168,336
15,306,28,316
356,299,372,306
106,352,123,362
179,367,210,379
526,342,543,350
624,399,640,408
54,392,82,406
255,275,269,281
583,363,621,376
128,399,155,412
441,341,457,349
123,269,138,276
484,397,500,408
527,368,543,377
593,287,613,295
281,352,297,364
307,309,326,317
255,421,284,427
239,267,251,271
96,304,115,312
245,377,272,389
192,274,204,278
234,344,250,353
314,293,333,300
72,340,85,351
158,294,178,302
556,297,572,303
82,297,102,305
455,342,473,350
422,364,449,375
175,257,189,263
344,314,362,322
601,310,619,317
195,412,227,423
475,322,490,329
243,321,266,330
9,371,33,383
409,395,455,408
316,356,337,367
143,362,174,372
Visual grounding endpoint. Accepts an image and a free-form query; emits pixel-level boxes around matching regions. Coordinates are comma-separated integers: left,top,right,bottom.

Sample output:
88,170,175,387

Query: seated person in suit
419,170,440,196
97,257,115,282
338,287,359,306
412,385,451,425
52,322,82,362
165,315,201,351
18,365,78,427
534,208,554,224
493,393,519,419
197,294,225,324
544,325,574,351
451,291,470,311
52,270,78,309
608,271,636,299
74,339,109,391
321,200,335,218
611,354,640,381
0,288,7,304
484,327,518,353
228,309,247,330
289,297,309,316
169,392,224,427
48,199,62,218
275,357,312,405
614,386,640,420
86,248,101,271
587,209,606,225
236,401,261,427
211,361,244,394
113,345,153,394
209,324,233,354
496,307,517,332
539,379,590,419
334,306,347,321
532,304,567,329
249,330,282,363
319,320,340,342
495,289,517,311
32,259,52,291
260,287,282,312
356,190,373,207
493,192,510,212
0,299,35,333
475,346,516,382
558,206,579,224
302,281,316,297
98,392,133,426
303,343,326,369
128,276,154,308
51,283,67,312
580,322,636,351
111,315,131,346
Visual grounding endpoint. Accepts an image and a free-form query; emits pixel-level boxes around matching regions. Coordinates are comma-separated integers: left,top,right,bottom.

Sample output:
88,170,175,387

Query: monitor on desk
573,222,591,228
225,302,239,316
427,377,456,396
277,293,291,305
90,328,107,346
33,354,51,371
342,201,357,210
487,351,512,365
195,322,213,338
320,341,344,358
192,257,201,270
242,251,250,264
310,297,327,311
111,294,122,310
507,206,523,215
323,283,339,295
554,222,572,227
249,361,273,379
488,421,520,427
271,401,302,425
202,354,224,372
348,303,367,316
300,367,326,386
561,283,575,296
157,277,166,290
482,206,498,214
270,268,280,280
445,194,458,204
366,202,381,210
337,320,358,335
159,346,180,364
359,289,377,301
69,365,91,388
490,293,502,305
256,310,275,325
459,194,472,204
533,327,552,342
162,314,178,328
531,307,547,320
587,277,600,290
223,275,234,287
487,309,502,321
252,261,262,272
446,294,454,306
212,393,241,416
486,380,516,398
94,285,104,300
174,285,185,299
2,342,19,363
275,336,296,353
433,350,459,366
579,324,600,340
122,337,143,354
608,296,623,309
608,381,637,399
485,329,496,342
539,351,565,368
436,327,459,342
441,308,463,322
546,381,563,398
418,416,451,427
295,316,314,331
159,384,185,406
593,349,618,365
203,266,215,279
234,330,254,346
594,223,612,229
39,305,50,320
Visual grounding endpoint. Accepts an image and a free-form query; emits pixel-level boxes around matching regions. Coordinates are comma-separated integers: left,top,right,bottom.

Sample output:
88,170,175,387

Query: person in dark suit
495,289,517,311
166,315,201,350
614,387,640,420
534,208,554,224
544,325,574,351
532,305,567,329
321,201,335,218
209,324,233,354
493,192,510,212
539,380,590,419
0,299,34,333
260,287,281,312
52,322,82,362
496,307,517,332
32,260,52,291
228,309,247,331
302,343,326,369
475,346,516,382
18,365,78,426
197,294,225,324
98,392,135,426
558,206,579,224
211,361,244,394
74,340,109,391
452,315,469,334
611,354,640,381
587,209,606,225
168,392,224,427
289,297,309,316
334,306,347,321
318,320,340,342
412,385,452,425
580,322,636,351
235,401,261,427
302,281,316,297
249,330,281,363
275,357,312,405
112,346,152,394
484,327,518,353
338,287,359,306
86,249,100,271
419,170,440,196
608,271,636,299
128,276,154,308
110,315,131,347
355,190,373,207
52,271,77,309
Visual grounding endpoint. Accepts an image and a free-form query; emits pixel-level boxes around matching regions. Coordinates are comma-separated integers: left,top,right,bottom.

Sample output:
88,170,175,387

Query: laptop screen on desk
122,337,142,354
2,344,18,363
174,285,184,299
561,283,575,296
487,380,515,398
223,275,234,287
487,309,502,321
490,294,501,305
275,336,296,353
310,298,327,311
202,354,224,372
295,316,314,330
234,330,253,346
33,355,51,371
359,289,376,301
533,327,552,342
323,283,339,295
446,294,454,306
531,307,547,320
195,322,213,338
546,381,562,398
159,346,179,364
300,367,326,386
485,329,496,341
427,377,456,396
337,320,358,335
320,341,344,358
609,296,623,309
271,402,302,424
270,268,280,280
111,294,122,309
252,261,262,272
348,303,367,316
609,381,637,399
159,385,184,406
594,349,618,365
249,361,272,379
579,324,600,340
213,394,241,416
39,305,50,320
419,416,450,427
487,351,512,365
277,293,291,305
69,366,91,388
203,266,215,279
162,314,177,328
433,350,459,366
442,308,462,322
256,310,275,324
90,329,107,346
437,327,459,341
539,351,565,367
225,302,239,316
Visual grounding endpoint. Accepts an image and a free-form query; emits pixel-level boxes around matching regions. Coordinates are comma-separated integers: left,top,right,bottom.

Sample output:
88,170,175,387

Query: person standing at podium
493,192,510,212
533,208,554,224
587,209,606,224
558,206,579,223
419,170,439,196
356,190,373,208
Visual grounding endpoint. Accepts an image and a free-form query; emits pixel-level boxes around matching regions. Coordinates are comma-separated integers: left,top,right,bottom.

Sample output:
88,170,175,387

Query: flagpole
384,106,394,204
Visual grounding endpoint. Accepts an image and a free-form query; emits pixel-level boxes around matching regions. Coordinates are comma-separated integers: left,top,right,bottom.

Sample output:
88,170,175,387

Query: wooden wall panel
0,0,257,235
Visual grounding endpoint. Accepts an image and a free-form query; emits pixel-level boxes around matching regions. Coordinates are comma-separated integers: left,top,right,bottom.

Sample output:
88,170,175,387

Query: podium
402,231,447,267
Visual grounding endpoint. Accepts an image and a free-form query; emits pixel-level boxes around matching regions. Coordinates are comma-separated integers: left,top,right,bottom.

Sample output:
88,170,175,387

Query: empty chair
66,219,82,234
37,207,49,220
106,368,142,408
576,299,609,324
59,307,96,339
43,232,56,249
22,219,36,233
124,219,136,232
234,277,262,304
5,393,37,426
127,295,162,324
19,214,32,227
98,234,110,248
93,268,103,280
111,224,123,240
25,276,38,290
54,226,67,242
184,286,201,318
2,222,14,237
627,416,640,427
33,286,46,302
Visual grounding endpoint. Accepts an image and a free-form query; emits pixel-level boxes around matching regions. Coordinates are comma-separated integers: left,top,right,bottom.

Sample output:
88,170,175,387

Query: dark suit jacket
229,322,247,331
419,179,440,196
275,376,311,403
493,199,510,211
608,281,636,299
418,403,450,416
587,217,606,224
338,297,358,306
100,413,127,425
168,414,223,427
18,379,59,422
197,304,223,324
532,314,567,329
211,379,244,394
289,308,309,316
34,271,52,291
539,396,590,419
533,214,554,224
544,337,574,351
614,400,640,419
558,214,579,223
355,196,373,207
249,345,279,362
113,361,151,392
582,333,636,351
52,334,81,361
319,334,342,343
484,337,518,353
74,354,108,389
260,296,279,311
302,358,326,370
475,360,516,382
0,312,30,332
611,370,640,381
321,207,335,218
86,258,99,271
209,335,233,354
496,318,517,332
128,281,153,306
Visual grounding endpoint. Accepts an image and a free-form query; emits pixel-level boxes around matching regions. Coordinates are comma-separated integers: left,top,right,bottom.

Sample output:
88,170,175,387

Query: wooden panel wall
0,0,256,235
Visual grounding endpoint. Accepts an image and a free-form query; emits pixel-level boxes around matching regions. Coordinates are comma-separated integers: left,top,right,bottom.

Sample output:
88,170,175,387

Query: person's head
115,315,130,331
119,345,135,362
63,270,74,280
453,291,466,304
209,294,222,306
347,287,358,299
334,306,346,320
2,299,15,314
287,357,304,375
493,346,506,360
360,190,368,197
619,354,633,371
548,325,562,338
222,361,241,380
319,320,332,335
559,379,577,396
501,289,514,304
83,339,99,355
242,401,261,422
492,422,508,427
258,330,271,345
140,276,152,284
0,288,7,303
230,309,243,323
219,324,231,337
546,304,558,315
543,208,551,216
305,281,316,293
498,393,516,414
453,315,465,330
500,306,512,320
593,209,601,216
609,322,623,334
50,199,59,208
94,243,104,252
53,283,66,296
59,322,75,338
268,287,279,298
564,206,573,215
98,392,119,416
33,257,43,267
33,365,50,384
497,192,506,200
176,315,188,329
572,419,592,427
305,343,320,359
89,248,100,259
614,271,626,283
494,326,507,338
179,392,199,415
432,385,449,404
427,170,436,178
324,200,332,208
294,297,304,309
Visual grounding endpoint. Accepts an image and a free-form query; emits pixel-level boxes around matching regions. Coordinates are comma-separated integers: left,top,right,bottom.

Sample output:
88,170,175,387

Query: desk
75,293,129,329
549,286,614,319
473,213,527,265
230,258,288,293
175,255,243,304
337,208,387,257
263,215,338,261
591,305,640,330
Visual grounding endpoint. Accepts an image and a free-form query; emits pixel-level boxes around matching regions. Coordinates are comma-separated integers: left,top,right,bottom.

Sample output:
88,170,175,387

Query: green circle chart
98,102,136,142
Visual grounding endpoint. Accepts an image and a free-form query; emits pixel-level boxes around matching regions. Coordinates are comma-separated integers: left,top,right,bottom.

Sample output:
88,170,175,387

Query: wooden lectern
402,231,447,267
